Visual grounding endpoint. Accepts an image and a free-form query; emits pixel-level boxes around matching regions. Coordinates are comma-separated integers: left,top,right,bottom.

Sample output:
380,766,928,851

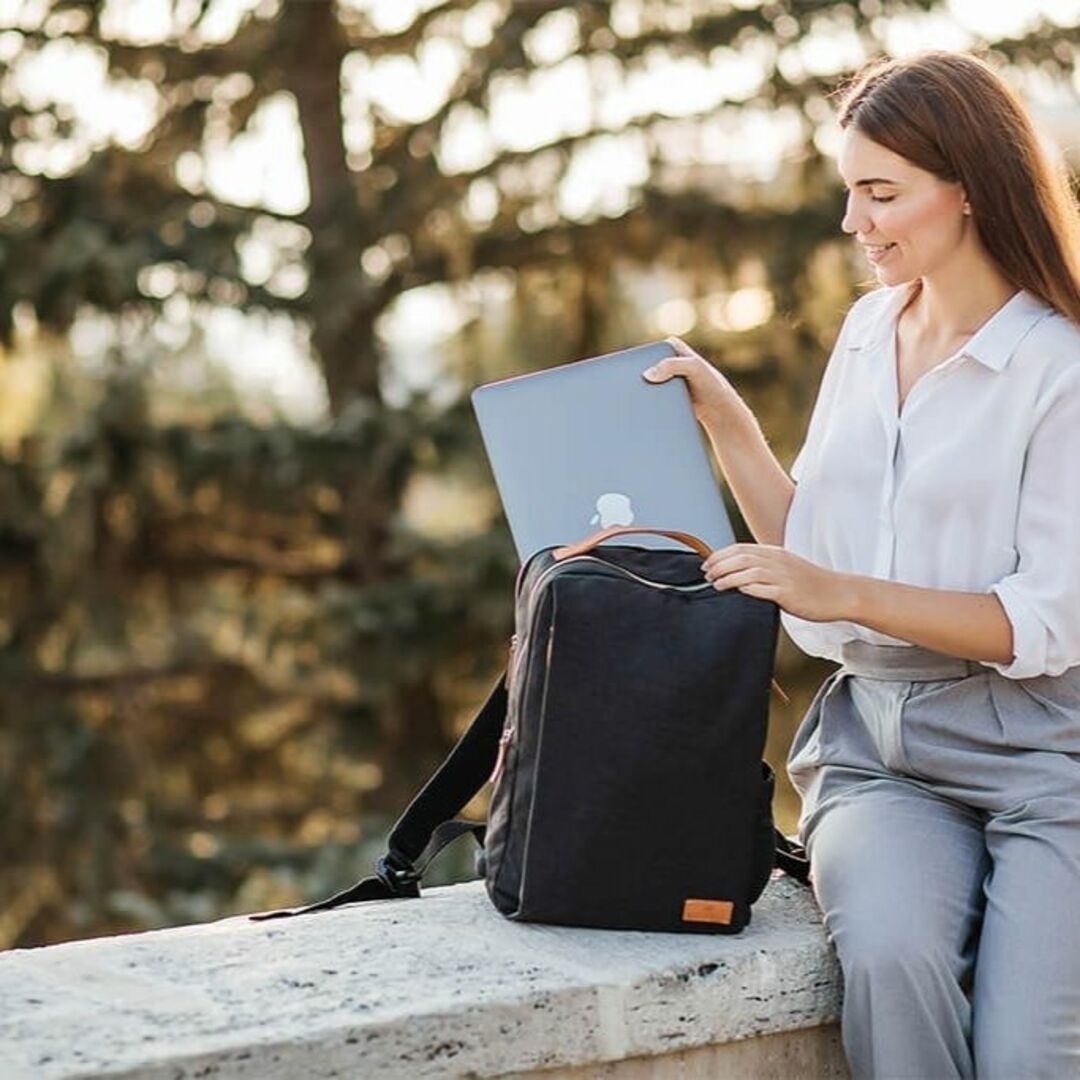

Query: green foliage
1,0,1077,946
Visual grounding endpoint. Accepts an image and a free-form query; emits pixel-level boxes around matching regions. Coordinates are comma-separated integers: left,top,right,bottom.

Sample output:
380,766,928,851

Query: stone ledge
0,876,843,1080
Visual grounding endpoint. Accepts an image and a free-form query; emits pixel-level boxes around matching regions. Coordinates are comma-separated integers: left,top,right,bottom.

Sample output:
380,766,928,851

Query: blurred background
2,0,1079,949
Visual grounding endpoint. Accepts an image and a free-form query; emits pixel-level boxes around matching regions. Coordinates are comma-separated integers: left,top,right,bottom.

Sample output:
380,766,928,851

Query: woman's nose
841,193,866,236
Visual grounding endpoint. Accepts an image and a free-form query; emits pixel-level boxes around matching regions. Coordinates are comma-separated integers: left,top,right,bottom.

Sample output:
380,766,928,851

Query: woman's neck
908,257,1017,341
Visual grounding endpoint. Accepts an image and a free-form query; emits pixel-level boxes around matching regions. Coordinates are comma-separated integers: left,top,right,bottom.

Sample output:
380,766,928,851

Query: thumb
642,356,692,383
642,358,670,383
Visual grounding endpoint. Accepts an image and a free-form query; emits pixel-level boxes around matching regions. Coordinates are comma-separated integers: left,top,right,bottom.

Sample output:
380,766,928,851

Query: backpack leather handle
553,526,713,561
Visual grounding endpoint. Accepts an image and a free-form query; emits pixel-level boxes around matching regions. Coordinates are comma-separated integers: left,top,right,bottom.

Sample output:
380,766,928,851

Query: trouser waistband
839,641,983,682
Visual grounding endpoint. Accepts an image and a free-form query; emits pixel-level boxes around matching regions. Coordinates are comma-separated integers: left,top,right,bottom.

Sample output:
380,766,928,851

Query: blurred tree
1,0,1079,945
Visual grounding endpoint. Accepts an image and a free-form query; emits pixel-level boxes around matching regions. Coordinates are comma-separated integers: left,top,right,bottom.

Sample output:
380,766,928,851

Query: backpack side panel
483,551,557,915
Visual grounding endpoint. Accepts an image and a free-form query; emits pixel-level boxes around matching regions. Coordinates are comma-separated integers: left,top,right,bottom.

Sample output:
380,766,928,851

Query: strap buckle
376,853,421,896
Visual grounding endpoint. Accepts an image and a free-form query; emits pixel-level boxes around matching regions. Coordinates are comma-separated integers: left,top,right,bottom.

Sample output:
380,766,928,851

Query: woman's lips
864,243,897,263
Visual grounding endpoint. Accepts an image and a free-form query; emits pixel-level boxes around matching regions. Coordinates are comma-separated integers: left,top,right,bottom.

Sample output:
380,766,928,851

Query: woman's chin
872,263,914,287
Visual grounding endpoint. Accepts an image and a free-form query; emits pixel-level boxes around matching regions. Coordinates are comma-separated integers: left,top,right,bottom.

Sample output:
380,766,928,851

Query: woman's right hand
642,336,742,424
644,335,791,545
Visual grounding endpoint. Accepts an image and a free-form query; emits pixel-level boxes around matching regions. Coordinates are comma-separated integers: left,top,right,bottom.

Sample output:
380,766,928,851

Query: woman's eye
870,194,896,204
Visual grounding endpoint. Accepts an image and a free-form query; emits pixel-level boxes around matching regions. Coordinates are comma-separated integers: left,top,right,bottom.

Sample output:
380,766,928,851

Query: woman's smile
863,242,898,263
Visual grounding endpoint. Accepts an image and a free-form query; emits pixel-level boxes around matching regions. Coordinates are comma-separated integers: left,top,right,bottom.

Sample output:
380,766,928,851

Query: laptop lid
471,341,736,561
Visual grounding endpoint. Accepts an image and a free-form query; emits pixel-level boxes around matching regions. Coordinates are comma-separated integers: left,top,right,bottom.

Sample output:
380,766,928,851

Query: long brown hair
836,51,1080,325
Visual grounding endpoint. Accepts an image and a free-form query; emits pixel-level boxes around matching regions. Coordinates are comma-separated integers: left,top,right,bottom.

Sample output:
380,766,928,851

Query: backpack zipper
492,618,556,787
531,554,713,597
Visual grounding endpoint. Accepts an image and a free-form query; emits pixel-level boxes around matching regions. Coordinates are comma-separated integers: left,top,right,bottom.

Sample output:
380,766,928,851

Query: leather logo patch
682,898,734,925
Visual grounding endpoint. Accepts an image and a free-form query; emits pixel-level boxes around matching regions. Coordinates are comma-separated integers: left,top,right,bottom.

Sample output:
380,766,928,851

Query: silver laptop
471,341,736,561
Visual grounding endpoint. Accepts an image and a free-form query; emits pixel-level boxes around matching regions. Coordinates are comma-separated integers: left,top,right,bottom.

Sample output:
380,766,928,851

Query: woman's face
837,128,969,287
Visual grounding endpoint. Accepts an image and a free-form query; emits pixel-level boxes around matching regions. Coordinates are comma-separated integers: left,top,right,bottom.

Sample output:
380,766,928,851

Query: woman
645,51,1080,1078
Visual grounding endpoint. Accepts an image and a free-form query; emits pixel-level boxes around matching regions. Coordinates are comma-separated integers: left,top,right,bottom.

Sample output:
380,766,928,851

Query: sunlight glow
202,308,327,423
879,11,973,56
947,0,1080,37
488,59,594,152
653,298,698,337
8,0,1080,419
99,0,173,42
201,93,308,215
368,40,464,125
524,7,581,66
723,287,775,332
10,36,160,162
558,131,649,220
349,0,419,34
460,0,500,49
438,103,495,174
376,284,472,407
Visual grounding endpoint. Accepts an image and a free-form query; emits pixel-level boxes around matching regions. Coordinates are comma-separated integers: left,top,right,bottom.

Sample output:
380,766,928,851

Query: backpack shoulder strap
251,674,508,920
774,830,811,885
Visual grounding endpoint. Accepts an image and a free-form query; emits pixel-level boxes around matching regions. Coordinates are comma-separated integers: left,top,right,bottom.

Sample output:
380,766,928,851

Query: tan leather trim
682,898,734,925
554,526,712,561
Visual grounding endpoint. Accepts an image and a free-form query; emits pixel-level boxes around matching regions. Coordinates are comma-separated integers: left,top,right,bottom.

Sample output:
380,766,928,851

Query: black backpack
255,527,808,933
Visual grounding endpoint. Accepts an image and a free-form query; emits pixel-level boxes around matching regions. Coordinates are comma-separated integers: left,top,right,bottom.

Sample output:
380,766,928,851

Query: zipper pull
489,725,514,785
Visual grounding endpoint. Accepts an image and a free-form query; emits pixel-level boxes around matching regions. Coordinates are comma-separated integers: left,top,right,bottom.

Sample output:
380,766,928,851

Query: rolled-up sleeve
989,365,1080,679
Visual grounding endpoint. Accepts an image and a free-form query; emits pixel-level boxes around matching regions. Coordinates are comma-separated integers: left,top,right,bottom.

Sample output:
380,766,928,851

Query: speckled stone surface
0,877,841,1080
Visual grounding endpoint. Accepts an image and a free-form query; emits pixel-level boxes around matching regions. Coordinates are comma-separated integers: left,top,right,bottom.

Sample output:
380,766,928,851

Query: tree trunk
281,5,449,803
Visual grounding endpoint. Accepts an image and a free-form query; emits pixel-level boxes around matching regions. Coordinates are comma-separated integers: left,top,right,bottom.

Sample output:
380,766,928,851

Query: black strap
250,675,507,921
774,830,811,884
383,677,506,868
250,672,810,921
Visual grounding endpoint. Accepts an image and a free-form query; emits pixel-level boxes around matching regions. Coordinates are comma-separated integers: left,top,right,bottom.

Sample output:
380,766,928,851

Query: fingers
664,335,698,358
710,569,771,594
705,560,767,592
642,337,705,383
702,543,766,577
701,546,836,621
642,357,690,383
642,355,704,383
703,544,785,592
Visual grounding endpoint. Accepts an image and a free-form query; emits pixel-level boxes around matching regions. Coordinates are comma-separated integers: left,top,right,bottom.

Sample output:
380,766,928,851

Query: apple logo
590,492,635,529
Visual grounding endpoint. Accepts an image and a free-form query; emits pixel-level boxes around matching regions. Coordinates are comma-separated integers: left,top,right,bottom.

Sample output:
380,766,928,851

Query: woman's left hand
702,543,853,623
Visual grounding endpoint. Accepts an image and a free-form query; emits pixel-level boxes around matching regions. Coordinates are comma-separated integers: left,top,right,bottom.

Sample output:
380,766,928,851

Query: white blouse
782,285,1080,680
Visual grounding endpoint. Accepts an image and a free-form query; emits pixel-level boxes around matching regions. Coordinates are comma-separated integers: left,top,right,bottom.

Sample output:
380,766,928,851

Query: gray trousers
788,642,1080,1080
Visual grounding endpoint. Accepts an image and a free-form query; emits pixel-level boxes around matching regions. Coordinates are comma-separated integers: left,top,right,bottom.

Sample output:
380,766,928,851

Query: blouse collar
847,285,1055,372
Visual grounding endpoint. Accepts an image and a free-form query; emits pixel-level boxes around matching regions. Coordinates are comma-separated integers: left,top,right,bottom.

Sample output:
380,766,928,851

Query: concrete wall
0,875,846,1079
